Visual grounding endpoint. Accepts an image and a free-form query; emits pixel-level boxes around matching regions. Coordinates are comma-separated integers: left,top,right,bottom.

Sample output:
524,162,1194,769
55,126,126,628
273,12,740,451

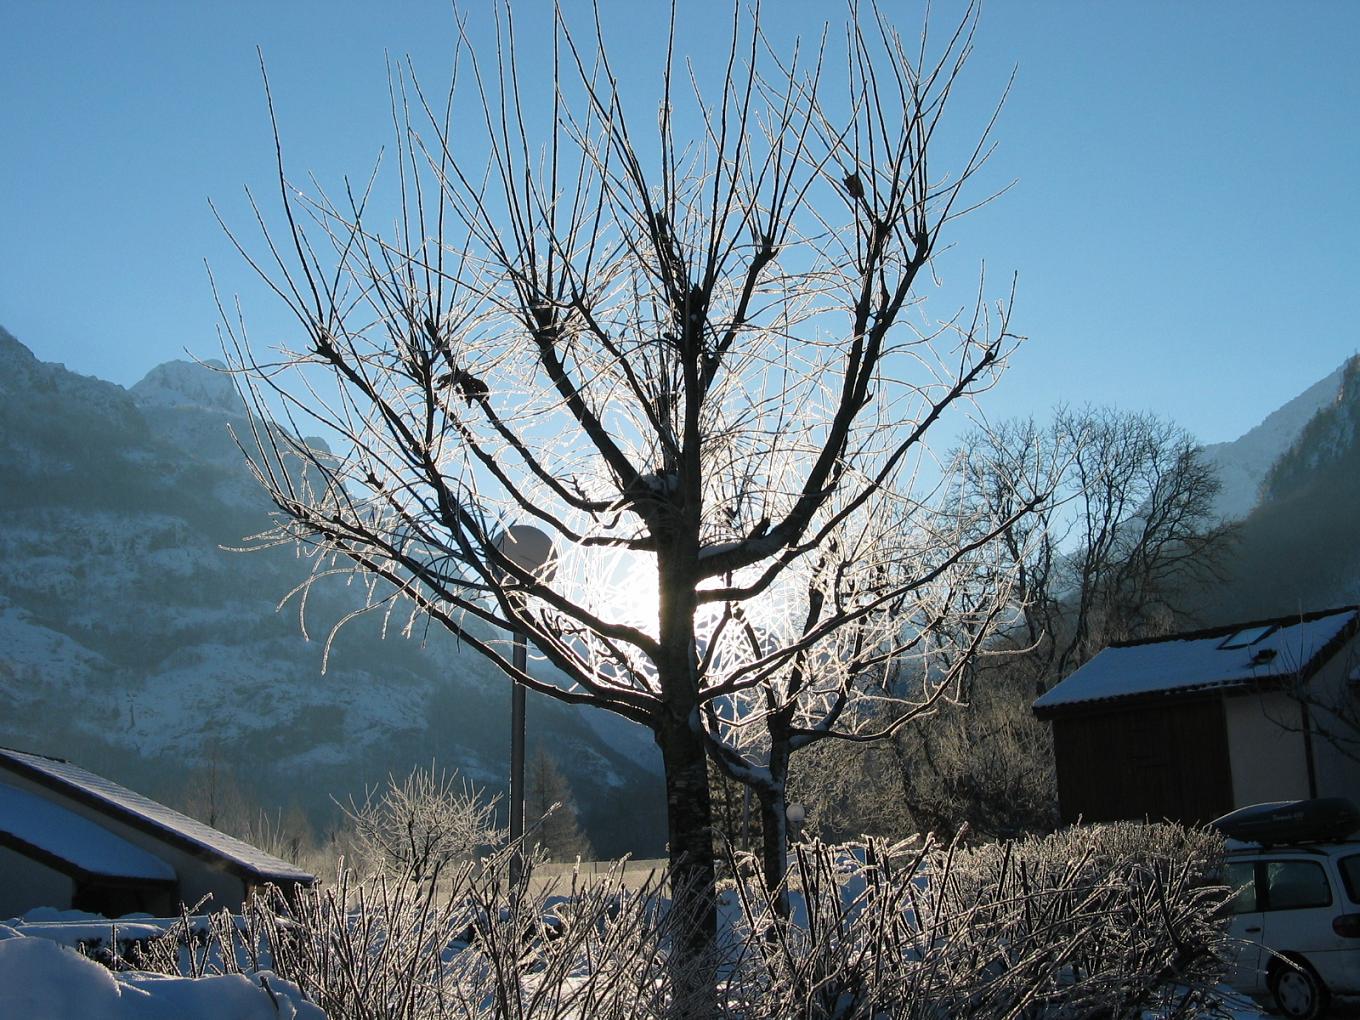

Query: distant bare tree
220,1,1022,1004
340,764,499,883
789,656,1058,842
963,407,1235,690
175,744,257,836
1264,640,1360,767
1293,662,1360,767
793,408,1234,841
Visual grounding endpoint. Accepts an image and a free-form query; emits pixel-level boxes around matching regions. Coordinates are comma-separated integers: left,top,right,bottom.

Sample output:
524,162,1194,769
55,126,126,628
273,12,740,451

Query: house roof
0,780,175,884
1032,606,1360,719
0,748,313,886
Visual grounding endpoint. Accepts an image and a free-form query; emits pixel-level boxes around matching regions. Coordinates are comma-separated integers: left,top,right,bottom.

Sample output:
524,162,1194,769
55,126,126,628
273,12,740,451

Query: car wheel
1269,956,1329,1020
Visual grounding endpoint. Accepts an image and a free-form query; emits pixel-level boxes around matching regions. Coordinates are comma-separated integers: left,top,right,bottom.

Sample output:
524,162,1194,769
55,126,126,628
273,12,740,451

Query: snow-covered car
1215,800,1360,1019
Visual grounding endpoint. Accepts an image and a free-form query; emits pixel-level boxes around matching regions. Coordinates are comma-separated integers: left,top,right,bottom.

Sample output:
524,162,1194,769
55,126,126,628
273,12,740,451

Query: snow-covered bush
724,823,1229,1019
129,847,698,1020
121,823,1230,1019
930,822,1229,1017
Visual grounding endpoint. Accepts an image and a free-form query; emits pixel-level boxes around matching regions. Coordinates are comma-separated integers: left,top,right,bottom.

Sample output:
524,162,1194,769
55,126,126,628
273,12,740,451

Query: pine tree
525,750,592,862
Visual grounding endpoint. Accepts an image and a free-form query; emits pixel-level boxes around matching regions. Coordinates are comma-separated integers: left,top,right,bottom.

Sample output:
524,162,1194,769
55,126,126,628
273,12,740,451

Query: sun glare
591,550,662,634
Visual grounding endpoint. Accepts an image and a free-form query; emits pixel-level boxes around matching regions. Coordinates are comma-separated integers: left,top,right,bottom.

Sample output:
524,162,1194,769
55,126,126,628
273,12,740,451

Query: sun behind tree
221,2,1022,1008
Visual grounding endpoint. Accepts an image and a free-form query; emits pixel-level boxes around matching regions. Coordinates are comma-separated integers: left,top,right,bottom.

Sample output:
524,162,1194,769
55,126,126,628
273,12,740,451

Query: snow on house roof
1032,606,1360,717
0,748,312,885
0,781,175,883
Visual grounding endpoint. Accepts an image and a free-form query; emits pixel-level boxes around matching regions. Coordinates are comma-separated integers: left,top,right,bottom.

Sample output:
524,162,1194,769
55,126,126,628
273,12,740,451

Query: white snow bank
0,931,324,1020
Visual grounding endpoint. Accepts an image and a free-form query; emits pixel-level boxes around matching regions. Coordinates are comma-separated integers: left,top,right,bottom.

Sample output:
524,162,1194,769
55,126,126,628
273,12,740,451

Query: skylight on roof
1218,625,1276,650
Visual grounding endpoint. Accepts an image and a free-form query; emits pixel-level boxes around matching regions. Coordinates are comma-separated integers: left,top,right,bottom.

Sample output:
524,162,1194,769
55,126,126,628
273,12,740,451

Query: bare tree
1293,665,1360,767
340,764,499,883
700,499,1023,915
219,1,1019,1003
1260,638,1360,767
792,408,1235,842
174,742,258,836
962,407,1236,691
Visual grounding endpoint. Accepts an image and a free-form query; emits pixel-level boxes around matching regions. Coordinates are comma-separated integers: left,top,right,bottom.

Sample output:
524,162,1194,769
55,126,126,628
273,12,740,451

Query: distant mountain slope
0,327,663,856
1200,361,1348,521
1197,355,1360,624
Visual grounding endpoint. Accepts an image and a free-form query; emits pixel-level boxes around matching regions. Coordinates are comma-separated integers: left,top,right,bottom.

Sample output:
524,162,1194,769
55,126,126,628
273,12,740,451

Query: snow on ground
0,926,324,1020
1208,994,1274,1019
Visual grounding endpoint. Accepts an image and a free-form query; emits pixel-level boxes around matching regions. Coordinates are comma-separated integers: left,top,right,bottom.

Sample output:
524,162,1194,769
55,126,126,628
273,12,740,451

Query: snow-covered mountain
1200,361,1349,521
0,328,663,855
1196,354,1360,623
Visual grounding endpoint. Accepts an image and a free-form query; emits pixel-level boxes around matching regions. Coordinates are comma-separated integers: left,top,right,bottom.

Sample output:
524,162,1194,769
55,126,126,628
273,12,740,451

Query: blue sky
2,1,1356,446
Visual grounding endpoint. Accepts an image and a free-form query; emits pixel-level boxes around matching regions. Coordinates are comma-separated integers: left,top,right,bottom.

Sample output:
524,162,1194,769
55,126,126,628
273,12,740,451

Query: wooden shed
1032,606,1360,827
0,747,313,920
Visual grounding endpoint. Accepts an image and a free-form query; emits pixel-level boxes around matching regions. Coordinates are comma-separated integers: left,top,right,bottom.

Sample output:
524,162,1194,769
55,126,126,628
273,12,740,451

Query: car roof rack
1212,798,1360,847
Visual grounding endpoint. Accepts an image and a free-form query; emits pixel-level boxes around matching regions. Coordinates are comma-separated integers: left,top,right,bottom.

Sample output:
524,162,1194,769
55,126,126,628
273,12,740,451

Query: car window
1340,854,1360,905
1224,860,1258,913
1264,860,1331,910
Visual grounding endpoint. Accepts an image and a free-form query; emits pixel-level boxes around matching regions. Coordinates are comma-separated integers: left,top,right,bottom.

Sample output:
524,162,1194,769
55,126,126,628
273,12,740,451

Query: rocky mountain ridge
0,328,664,856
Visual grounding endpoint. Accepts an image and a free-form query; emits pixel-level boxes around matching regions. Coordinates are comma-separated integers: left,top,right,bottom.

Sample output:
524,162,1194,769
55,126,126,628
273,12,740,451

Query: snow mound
0,933,325,1019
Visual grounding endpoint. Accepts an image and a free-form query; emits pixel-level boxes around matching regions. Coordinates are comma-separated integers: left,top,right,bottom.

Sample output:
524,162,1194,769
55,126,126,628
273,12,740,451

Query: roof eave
0,830,177,888
1033,677,1261,720
0,753,314,887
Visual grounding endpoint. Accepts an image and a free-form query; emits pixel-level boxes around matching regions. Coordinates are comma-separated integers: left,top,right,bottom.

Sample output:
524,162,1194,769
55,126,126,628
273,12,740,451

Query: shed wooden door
1053,698,1232,826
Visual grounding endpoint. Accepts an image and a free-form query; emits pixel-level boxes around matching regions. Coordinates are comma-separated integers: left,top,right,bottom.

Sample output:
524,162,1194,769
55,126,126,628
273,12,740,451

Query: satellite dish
492,524,557,583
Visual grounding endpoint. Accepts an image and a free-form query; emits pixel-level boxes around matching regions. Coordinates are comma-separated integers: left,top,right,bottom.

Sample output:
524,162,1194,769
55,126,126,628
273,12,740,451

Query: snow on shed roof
0,781,175,883
0,748,312,885
1033,606,1360,717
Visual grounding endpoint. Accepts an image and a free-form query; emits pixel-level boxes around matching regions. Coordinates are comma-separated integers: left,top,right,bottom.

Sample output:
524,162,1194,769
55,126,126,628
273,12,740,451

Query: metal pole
509,632,527,887
742,783,751,852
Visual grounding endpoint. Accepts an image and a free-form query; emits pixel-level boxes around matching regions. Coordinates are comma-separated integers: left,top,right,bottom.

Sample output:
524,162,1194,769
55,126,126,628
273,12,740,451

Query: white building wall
1301,634,1360,801
1224,689,1312,807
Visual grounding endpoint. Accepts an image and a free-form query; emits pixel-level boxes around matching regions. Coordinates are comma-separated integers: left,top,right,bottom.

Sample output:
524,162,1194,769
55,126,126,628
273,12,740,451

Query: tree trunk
758,722,793,919
656,716,719,1018
757,785,790,920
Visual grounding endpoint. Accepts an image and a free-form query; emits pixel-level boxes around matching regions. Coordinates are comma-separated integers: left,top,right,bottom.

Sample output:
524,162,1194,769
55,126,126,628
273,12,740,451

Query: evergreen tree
525,750,592,862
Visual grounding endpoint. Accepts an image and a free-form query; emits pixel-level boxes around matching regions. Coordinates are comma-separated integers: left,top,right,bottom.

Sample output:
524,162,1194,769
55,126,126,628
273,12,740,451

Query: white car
1221,839,1360,1018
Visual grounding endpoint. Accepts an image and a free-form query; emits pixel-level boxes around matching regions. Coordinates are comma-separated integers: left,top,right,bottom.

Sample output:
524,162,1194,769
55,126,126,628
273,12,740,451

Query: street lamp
786,801,807,844
493,525,556,886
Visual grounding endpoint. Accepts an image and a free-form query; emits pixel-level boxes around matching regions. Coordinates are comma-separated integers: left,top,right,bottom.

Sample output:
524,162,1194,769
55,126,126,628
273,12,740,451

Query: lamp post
786,801,807,844
493,525,556,887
